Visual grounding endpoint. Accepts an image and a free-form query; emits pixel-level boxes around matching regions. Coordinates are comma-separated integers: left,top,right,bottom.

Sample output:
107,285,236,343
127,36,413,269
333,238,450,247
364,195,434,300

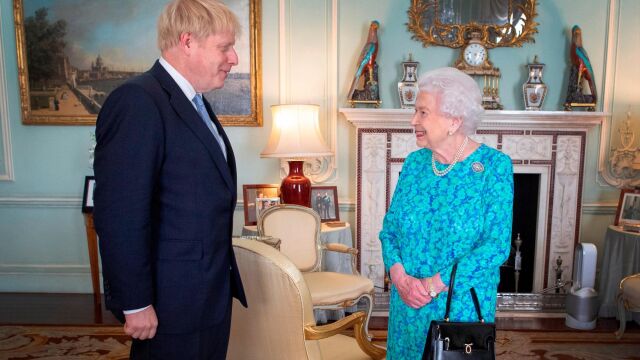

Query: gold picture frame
13,0,262,126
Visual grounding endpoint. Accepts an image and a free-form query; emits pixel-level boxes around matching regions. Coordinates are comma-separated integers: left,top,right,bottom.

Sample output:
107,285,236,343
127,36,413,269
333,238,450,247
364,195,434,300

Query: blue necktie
193,94,227,160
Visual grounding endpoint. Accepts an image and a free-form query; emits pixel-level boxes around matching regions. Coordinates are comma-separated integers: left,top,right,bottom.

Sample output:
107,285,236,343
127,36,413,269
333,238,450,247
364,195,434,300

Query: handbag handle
443,264,457,321
470,287,485,323
443,264,484,323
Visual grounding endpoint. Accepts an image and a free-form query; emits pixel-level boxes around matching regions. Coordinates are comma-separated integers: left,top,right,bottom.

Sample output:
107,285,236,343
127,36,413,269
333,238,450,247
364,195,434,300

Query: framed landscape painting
13,0,262,126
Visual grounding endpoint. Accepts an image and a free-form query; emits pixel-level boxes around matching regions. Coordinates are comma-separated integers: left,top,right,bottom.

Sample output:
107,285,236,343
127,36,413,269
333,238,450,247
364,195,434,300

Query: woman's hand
421,272,448,299
389,263,432,308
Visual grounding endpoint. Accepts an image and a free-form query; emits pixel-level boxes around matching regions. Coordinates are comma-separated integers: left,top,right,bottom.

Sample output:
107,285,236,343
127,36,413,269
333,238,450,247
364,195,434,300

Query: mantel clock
407,0,540,110
454,31,503,110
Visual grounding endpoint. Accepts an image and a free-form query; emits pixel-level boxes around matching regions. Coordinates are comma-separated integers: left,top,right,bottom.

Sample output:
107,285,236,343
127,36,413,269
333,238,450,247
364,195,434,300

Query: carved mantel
341,109,605,129
341,108,606,309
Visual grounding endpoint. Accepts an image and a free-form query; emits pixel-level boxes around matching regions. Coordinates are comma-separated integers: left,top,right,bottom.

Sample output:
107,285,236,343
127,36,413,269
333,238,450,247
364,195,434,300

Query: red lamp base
280,160,311,207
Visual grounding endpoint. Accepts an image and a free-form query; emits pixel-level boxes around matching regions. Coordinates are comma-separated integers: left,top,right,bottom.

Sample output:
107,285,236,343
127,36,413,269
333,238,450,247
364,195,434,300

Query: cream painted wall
0,0,636,293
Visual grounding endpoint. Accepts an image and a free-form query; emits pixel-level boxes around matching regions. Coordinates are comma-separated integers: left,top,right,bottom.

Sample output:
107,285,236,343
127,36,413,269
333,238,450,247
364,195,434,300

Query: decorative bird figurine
347,21,380,105
569,25,597,101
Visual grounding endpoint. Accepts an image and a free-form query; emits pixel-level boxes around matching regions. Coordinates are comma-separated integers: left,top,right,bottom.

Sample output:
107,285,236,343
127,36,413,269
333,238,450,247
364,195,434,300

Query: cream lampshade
260,104,332,207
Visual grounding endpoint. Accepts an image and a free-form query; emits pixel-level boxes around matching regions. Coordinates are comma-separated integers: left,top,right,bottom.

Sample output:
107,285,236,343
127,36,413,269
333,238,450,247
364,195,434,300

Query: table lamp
260,104,332,207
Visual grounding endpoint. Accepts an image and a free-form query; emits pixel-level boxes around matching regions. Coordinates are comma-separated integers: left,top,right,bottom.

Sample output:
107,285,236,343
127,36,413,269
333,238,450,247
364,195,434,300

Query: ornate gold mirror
408,0,538,49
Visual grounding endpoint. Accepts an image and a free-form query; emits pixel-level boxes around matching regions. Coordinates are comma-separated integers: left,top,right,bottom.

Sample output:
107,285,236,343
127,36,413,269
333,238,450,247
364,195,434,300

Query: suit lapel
204,100,238,195
149,62,234,193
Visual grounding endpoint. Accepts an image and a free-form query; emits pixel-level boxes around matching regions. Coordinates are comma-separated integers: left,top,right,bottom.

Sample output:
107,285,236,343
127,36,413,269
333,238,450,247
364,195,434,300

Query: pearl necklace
431,136,469,177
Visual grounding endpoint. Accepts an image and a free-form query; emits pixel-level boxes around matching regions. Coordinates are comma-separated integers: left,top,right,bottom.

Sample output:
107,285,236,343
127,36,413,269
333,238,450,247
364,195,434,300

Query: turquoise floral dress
379,144,513,359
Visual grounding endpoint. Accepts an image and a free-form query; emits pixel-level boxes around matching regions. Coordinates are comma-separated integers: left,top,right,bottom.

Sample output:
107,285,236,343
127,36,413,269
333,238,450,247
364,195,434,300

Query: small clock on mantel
454,31,503,110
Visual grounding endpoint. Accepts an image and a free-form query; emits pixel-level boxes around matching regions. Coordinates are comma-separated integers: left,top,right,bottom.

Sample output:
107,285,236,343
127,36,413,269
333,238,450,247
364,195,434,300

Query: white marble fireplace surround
341,109,606,303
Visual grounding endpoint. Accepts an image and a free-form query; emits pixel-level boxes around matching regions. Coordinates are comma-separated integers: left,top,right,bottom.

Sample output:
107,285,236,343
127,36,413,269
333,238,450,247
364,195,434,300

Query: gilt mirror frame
407,0,539,49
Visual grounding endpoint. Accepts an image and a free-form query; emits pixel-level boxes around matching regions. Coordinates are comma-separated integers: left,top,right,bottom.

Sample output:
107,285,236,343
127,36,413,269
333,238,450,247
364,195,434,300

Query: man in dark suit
93,0,246,358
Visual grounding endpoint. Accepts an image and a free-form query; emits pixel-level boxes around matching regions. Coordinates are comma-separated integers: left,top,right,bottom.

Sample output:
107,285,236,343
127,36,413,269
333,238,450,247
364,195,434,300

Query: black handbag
422,264,496,360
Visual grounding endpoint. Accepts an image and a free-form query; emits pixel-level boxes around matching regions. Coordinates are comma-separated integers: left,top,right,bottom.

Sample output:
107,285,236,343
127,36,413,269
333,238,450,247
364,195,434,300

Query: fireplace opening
498,173,540,293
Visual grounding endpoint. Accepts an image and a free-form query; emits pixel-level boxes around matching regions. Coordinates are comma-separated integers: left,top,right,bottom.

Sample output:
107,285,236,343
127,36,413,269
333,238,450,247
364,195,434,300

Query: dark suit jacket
93,61,246,334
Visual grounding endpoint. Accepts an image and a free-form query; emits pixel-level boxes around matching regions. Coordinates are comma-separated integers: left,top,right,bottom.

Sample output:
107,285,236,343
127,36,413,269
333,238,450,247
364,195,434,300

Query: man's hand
389,263,432,309
124,305,158,340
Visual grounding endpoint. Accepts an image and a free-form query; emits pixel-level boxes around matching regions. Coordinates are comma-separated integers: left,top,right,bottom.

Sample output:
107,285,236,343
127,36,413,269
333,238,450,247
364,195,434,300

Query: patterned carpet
1,325,639,359
0,325,130,359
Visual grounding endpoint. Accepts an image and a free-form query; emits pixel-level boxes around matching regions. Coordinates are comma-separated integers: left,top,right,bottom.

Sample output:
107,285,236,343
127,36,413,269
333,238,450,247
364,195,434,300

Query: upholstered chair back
228,239,323,359
621,274,640,307
228,239,384,360
257,204,322,273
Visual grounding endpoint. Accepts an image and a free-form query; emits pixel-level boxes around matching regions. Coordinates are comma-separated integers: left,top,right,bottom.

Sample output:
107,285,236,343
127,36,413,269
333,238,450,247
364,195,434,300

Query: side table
597,225,640,321
83,213,101,305
235,235,281,250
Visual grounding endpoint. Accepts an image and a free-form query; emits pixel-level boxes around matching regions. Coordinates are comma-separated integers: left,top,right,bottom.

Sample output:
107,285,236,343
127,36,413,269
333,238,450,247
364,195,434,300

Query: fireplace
341,109,605,313
499,173,540,293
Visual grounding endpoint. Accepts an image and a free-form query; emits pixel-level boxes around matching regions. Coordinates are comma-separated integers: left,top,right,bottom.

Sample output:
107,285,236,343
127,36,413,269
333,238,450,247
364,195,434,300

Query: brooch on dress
472,162,484,173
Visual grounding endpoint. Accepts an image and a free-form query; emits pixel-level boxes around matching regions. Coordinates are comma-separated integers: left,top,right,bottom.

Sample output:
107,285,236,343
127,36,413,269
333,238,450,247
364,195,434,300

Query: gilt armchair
228,238,385,360
257,204,374,334
616,273,640,339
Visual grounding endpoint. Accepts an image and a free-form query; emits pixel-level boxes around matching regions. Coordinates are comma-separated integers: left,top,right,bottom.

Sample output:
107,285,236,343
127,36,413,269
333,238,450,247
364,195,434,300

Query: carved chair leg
343,293,374,339
360,293,374,340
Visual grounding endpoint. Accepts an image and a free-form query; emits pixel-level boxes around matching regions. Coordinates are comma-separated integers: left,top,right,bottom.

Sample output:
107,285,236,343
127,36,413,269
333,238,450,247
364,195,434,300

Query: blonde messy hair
157,0,241,52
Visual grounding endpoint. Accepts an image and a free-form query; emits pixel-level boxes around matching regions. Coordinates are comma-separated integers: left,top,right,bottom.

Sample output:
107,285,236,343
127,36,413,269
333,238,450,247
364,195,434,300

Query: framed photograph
255,197,280,223
13,0,262,126
242,184,280,226
615,188,640,226
81,175,96,213
311,186,339,222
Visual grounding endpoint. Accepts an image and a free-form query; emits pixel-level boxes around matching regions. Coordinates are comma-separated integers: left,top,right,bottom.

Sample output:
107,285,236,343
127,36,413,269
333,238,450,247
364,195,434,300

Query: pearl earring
448,130,454,136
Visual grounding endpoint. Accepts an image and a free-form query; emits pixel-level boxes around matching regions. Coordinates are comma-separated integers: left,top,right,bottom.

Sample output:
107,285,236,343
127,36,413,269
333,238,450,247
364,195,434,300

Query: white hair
417,67,484,135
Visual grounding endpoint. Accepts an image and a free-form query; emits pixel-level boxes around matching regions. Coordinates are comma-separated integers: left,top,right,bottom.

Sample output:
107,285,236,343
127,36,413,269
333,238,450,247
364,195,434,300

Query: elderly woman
379,67,513,359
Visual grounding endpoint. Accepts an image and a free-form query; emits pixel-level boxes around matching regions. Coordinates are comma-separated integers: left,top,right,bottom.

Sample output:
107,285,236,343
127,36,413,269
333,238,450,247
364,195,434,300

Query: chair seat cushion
303,272,374,306
318,334,384,360
622,276,640,308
